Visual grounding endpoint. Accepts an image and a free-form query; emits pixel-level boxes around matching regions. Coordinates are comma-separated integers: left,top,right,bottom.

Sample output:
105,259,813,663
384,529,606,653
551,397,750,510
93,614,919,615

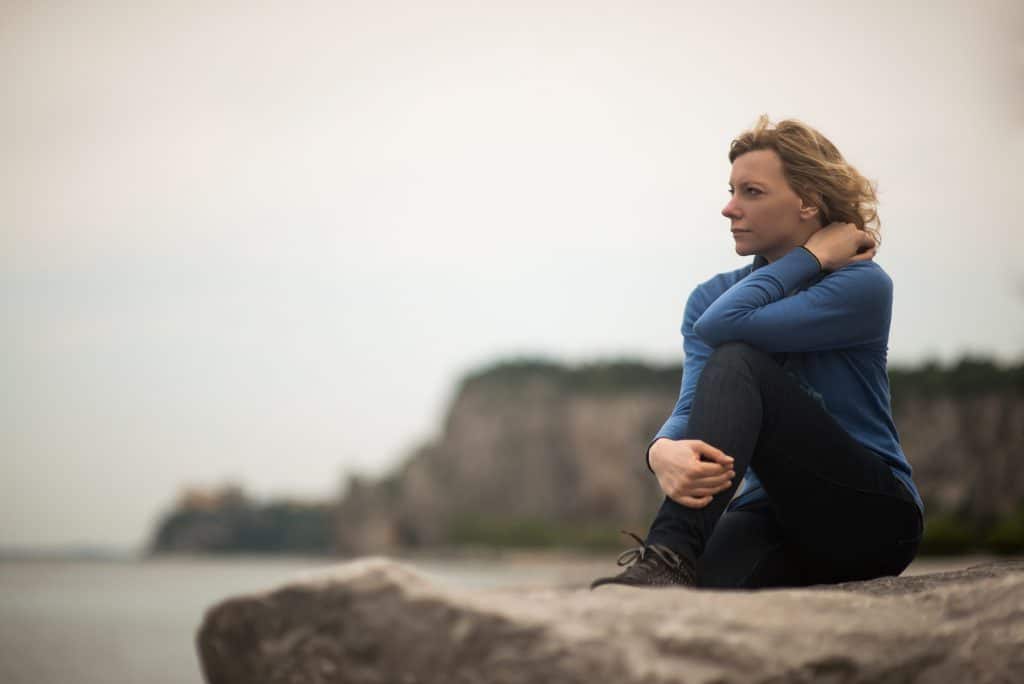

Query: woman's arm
691,246,892,353
645,285,716,473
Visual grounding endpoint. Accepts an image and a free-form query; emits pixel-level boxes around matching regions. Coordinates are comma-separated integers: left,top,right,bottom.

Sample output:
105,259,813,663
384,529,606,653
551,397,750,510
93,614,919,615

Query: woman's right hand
649,438,736,508
803,221,877,272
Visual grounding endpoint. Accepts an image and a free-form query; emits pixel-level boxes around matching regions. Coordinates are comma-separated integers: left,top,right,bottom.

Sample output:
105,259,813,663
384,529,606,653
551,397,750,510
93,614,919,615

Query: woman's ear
797,190,822,220
799,201,820,223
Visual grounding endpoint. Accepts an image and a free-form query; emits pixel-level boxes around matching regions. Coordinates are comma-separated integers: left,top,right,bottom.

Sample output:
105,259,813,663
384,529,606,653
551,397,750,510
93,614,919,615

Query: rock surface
197,558,1024,683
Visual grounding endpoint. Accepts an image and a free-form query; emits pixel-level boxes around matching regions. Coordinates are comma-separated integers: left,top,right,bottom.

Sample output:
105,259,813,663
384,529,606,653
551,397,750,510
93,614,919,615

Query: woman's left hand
803,222,876,272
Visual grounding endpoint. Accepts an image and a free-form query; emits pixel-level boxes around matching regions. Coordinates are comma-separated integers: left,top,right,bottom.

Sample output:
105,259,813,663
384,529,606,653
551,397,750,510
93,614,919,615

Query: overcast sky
3,0,1022,550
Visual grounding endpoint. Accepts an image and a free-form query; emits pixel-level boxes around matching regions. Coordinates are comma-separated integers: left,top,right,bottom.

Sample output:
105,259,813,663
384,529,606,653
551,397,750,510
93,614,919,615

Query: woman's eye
746,188,761,195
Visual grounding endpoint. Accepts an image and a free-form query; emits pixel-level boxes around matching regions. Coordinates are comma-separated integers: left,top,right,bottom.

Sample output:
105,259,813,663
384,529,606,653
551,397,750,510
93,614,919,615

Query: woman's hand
649,438,736,508
803,222,877,272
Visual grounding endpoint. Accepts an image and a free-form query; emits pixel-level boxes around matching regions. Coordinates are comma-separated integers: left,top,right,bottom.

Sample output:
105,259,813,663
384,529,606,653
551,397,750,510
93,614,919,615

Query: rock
196,558,1024,683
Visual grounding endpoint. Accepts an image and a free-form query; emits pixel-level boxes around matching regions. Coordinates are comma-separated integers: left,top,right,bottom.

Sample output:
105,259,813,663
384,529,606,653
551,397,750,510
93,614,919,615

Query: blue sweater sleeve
645,285,715,473
691,247,892,353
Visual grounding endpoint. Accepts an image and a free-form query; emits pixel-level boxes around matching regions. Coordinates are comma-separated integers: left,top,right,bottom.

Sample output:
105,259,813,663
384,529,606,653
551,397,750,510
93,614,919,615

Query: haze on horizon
3,0,1023,550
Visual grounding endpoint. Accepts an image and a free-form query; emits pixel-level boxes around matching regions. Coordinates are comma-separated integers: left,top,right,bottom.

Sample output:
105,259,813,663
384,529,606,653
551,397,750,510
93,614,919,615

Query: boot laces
615,529,684,571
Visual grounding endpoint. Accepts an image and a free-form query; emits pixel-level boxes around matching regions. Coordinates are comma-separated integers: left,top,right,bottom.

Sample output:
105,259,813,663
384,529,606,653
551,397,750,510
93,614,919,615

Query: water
0,553,1003,684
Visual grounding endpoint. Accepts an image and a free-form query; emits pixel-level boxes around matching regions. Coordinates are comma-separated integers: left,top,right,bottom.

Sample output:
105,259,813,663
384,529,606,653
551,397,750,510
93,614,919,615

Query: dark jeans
645,341,923,589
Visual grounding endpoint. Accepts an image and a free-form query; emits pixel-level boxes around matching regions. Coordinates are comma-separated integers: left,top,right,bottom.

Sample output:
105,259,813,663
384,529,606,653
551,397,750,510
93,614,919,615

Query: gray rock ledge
197,558,1024,684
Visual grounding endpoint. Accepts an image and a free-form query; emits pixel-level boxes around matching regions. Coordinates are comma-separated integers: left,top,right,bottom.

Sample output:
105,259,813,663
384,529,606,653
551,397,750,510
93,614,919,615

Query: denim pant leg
645,341,922,584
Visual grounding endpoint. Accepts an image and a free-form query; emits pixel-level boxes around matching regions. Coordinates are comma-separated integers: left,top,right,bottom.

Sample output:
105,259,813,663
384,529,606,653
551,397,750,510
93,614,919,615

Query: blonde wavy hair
728,114,881,247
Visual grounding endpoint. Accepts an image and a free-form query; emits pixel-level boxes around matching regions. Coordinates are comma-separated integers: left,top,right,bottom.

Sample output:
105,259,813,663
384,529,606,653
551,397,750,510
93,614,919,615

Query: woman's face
722,148,821,263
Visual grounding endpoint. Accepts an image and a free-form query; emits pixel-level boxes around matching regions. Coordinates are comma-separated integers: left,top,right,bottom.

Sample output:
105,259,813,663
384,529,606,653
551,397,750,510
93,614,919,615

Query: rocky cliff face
336,368,675,553
335,362,1024,555
897,394,1024,519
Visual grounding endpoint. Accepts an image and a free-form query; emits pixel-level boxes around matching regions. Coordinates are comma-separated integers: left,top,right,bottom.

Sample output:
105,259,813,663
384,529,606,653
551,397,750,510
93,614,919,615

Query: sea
0,552,1003,684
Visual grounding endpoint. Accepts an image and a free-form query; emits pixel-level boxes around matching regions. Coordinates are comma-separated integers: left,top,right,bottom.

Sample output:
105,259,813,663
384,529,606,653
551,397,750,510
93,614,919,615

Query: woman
591,115,925,590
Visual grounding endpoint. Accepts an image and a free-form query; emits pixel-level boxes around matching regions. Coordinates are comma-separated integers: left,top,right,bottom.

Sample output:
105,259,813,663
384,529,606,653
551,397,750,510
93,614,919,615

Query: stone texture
197,558,1024,684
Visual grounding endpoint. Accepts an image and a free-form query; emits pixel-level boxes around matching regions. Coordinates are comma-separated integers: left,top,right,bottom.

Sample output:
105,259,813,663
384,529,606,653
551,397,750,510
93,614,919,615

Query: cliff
150,485,333,554
335,358,1024,555
149,357,1024,555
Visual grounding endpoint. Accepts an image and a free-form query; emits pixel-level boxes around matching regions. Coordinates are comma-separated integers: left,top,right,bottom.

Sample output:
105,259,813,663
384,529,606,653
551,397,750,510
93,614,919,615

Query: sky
2,0,1022,550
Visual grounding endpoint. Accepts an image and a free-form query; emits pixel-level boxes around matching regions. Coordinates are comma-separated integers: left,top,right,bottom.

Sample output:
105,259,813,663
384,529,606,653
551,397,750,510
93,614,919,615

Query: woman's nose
722,199,740,218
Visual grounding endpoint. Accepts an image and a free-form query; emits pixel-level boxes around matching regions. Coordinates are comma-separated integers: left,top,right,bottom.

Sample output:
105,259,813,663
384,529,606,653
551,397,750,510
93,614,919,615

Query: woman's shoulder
828,258,893,291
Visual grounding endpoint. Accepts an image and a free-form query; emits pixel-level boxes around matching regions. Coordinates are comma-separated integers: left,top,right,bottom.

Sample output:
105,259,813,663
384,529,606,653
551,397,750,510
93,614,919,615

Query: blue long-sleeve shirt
647,245,925,516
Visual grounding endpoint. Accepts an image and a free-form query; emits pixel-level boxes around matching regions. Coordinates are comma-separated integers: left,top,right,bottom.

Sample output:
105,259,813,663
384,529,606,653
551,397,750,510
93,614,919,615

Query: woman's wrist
799,244,826,272
648,438,668,472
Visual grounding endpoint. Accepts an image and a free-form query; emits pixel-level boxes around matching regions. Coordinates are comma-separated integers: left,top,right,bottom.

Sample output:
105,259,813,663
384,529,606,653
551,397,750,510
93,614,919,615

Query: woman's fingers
671,472,734,498
849,230,876,262
694,440,734,467
678,494,712,508
692,462,729,478
850,247,877,263
689,470,734,487
691,456,735,477
686,483,733,497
